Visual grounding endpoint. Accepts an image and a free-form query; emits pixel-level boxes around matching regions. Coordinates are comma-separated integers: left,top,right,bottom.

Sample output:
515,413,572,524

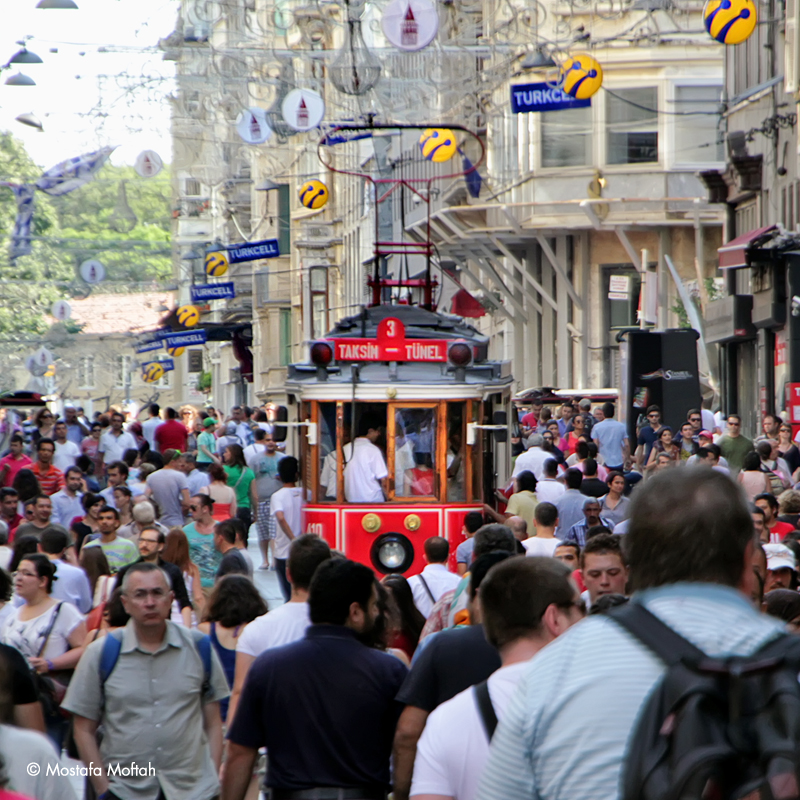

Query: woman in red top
564,413,587,457
404,453,435,496
382,574,426,661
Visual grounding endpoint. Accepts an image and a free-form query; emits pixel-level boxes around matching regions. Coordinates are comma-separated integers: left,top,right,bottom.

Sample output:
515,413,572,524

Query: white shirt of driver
411,661,528,800
344,437,388,503
236,601,311,657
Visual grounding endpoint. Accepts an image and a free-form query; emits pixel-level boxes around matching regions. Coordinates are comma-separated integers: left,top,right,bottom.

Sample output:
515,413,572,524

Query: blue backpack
99,629,212,696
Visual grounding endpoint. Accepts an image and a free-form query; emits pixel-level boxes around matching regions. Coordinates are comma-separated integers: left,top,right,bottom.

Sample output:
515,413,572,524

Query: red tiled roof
63,293,174,335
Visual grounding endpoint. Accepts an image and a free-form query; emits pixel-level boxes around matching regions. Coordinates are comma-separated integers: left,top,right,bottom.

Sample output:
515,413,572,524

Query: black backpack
607,602,800,800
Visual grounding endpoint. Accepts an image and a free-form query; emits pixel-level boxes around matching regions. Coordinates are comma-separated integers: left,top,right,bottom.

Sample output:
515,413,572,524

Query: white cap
764,543,797,572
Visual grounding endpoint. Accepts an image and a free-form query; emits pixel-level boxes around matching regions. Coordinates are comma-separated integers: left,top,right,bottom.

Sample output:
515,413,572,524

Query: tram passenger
344,415,388,503
406,453,435,497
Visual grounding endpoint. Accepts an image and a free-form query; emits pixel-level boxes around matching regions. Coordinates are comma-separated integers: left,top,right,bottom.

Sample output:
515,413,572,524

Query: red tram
282,304,514,576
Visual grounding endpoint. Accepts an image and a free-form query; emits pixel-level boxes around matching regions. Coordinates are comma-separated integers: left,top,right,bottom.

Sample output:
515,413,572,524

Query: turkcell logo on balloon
511,82,591,114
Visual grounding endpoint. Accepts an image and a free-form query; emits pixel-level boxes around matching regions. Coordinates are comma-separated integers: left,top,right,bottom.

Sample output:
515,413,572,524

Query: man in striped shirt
31,438,65,496
476,468,783,800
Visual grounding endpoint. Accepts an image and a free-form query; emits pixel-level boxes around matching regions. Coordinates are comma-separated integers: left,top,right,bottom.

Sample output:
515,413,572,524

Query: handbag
31,602,70,719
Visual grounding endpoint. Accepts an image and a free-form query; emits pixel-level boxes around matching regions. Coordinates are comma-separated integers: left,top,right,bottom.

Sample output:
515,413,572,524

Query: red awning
718,225,778,269
450,288,486,318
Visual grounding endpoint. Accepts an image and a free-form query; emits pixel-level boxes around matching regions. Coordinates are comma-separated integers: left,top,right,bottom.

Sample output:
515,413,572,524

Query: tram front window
395,406,437,498
343,405,388,503
317,402,338,502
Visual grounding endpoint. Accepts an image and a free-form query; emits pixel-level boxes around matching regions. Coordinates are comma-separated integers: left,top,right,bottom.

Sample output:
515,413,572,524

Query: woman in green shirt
223,444,255,529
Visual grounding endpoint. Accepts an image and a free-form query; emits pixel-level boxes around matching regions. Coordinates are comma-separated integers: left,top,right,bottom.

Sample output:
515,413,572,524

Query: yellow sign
166,346,185,357
703,0,756,44
419,128,457,162
205,251,229,277
561,54,603,100
142,362,165,383
176,305,201,327
299,180,329,210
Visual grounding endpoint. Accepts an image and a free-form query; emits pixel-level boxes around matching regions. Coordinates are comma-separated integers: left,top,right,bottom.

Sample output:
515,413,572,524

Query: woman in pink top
737,450,770,501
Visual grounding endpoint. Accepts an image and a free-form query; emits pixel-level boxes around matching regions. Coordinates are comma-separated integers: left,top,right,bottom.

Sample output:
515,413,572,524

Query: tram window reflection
343,405,388,503
447,402,466,502
395,407,437,499
317,402,338,502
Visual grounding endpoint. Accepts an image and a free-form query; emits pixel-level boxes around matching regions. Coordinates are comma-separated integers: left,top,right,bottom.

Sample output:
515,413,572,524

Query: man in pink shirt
0,435,32,488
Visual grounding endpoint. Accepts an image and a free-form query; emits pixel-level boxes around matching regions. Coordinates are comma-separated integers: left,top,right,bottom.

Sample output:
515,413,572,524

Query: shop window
607,88,659,165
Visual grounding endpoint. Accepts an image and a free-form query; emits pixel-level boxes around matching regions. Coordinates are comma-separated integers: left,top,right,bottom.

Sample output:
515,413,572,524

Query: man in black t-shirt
214,519,251,580
579,459,607,498
392,552,510,800
0,642,44,731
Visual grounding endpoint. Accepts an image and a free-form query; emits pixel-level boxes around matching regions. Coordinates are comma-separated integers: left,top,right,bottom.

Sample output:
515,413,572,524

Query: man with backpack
63,561,229,800
410,557,583,800
477,468,790,800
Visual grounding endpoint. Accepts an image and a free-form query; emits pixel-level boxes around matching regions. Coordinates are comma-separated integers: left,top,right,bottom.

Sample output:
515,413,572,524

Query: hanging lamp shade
36,0,79,8
16,113,43,130
5,72,36,86
330,16,381,96
9,48,44,64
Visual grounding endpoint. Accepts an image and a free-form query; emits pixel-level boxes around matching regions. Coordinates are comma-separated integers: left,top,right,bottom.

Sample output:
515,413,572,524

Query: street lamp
36,0,79,8
9,48,43,64
15,113,43,130
4,72,36,86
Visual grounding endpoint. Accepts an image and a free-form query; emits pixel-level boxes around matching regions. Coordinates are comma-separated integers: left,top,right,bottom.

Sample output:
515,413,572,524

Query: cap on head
203,418,216,428
764,543,797,572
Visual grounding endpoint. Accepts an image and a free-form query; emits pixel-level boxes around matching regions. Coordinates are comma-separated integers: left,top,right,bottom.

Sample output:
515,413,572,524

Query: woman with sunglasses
777,424,800,481
30,409,55,450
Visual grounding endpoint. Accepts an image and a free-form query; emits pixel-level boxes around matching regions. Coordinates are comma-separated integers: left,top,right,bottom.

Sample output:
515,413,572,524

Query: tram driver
344,415,388,503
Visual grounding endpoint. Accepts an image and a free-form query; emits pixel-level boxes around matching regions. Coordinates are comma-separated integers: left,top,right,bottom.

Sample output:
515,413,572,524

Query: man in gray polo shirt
64,561,229,800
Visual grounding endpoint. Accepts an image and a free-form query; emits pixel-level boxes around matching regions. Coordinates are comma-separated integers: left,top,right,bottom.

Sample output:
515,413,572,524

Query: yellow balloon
166,346,185,357
419,128,457,163
703,0,756,44
561,54,603,100
205,251,229,277
299,180,329,210
142,363,165,383
176,305,201,327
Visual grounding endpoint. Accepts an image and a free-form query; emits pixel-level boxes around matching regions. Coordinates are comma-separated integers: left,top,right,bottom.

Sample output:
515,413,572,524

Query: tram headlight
371,533,415,574
310,341,334,366
448,341,473,367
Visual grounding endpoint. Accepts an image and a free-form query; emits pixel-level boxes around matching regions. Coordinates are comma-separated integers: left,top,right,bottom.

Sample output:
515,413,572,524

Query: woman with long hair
777,423,800,481
70,492,104,553
1,554,85,749
381,574,425,661
11,470,40,509
198,574,267,721
113,486,134,529
563,413,586,458
223,444,255,529
80,545,115,610
199,463,237,522
8,535,38,575
162,527,204,623
738,450,771,502
31,408,55,449
82,587,130,646
645,426,680,473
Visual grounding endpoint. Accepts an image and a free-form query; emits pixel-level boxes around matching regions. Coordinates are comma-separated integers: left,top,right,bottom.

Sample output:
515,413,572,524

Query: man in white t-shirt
534,459,566,504
270,456,304,602
52,421,81,473
522,502,561,558
243,428,269,471
344,416,388,503
408,537,462,618
141,403,161,450
410,557,583,800
98,412,137,475
228,534,332,725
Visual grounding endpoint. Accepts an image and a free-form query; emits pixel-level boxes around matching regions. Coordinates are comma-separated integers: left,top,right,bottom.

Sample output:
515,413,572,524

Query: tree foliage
0,131,172,341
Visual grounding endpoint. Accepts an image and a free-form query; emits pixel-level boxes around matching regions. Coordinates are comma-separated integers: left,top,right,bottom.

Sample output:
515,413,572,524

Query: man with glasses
686,408,703,440
64,561,228,800
635,405,663,471
719,414,754,474
115,527,193,627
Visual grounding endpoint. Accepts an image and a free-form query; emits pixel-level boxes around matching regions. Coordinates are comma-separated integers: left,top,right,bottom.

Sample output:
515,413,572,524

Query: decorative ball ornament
142,362,165,383
236,107,272,145
134,150,163,178
703,0,756,44
382,0,439,52
281,89,325,132
51,300,71,321
166,345,185,357
299,179,329,209
561,54,603,100
79,259,105,284
419,128,457,162
176,305,201,327
205,251,229,277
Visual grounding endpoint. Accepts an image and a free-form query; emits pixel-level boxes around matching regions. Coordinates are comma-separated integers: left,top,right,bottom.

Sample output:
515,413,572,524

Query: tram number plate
306,522,325,536
332,338,448,362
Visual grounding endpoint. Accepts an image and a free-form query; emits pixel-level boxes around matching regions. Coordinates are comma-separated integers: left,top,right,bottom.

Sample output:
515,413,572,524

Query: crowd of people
3,398,800,800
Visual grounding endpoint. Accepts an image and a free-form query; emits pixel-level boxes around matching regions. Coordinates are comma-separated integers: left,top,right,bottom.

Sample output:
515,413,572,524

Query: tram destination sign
333,338,448,362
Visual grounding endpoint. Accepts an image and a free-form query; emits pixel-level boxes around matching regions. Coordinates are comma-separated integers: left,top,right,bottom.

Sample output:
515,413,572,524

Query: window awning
718,225,778,269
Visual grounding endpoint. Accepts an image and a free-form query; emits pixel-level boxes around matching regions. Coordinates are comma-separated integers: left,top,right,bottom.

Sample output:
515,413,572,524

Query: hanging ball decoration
166,346,185,357
299,179,329,210
703,0,756,44
561,54,603,100
205,251,229,277
142,362,165,383
176,305,201,327
419,128,457,163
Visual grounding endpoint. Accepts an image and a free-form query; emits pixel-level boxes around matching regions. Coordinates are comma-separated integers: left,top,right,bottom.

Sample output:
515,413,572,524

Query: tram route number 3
331,317,451,363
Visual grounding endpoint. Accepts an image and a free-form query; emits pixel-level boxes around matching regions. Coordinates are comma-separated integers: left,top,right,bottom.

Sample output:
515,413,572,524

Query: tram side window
317,402,338,502
447,402,466,502
343,403,388,503
395,407,437,498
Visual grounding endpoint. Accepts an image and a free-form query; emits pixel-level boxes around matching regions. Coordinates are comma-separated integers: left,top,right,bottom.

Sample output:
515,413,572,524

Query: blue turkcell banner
161,330,208,347
510,82,591,114
135,338,163,354
227,239,280,264
191,282,236,302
